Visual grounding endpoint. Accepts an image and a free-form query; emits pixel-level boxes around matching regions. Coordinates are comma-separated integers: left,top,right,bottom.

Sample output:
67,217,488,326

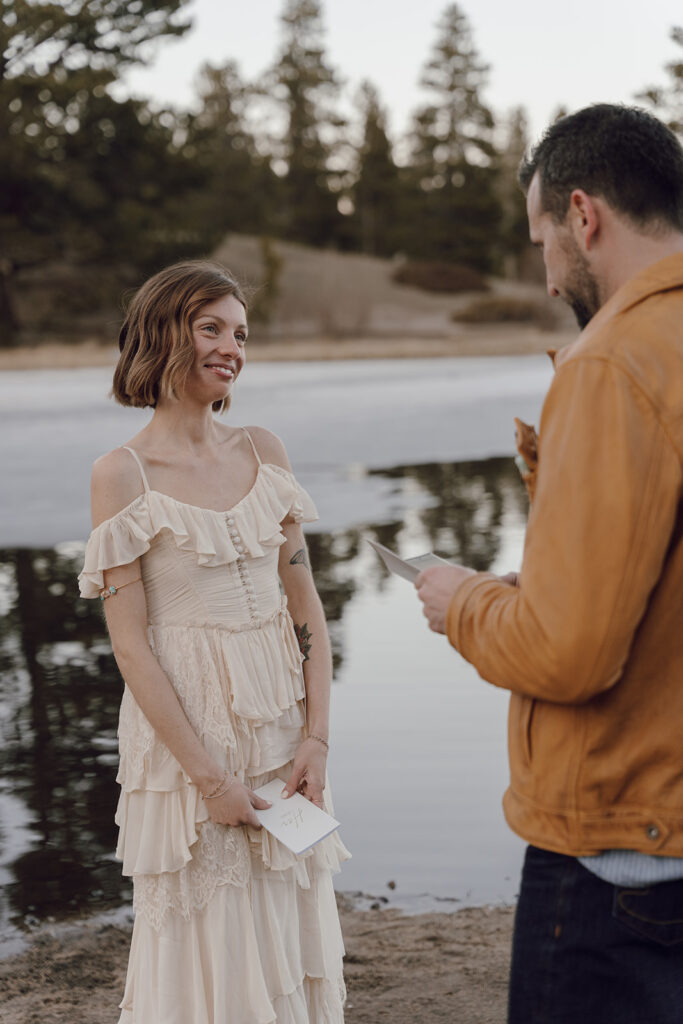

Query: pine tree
349,81,401,256
270,0,343,246
0,0,192,344
406,3,501,271
183,62,278,238
495,106,532,273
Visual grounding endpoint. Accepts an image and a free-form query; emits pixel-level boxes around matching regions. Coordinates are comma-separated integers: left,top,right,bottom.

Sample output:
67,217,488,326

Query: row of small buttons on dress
225,512,258,619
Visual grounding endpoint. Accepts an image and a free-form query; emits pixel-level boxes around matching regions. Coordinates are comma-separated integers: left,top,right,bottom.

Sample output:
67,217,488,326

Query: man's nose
546,276,559,298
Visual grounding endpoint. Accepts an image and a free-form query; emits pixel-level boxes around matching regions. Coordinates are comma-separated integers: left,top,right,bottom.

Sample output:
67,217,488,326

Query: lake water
0,356,554,953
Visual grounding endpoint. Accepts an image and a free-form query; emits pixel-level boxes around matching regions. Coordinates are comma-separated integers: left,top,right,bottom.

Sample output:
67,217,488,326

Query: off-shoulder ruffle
78,464,318,598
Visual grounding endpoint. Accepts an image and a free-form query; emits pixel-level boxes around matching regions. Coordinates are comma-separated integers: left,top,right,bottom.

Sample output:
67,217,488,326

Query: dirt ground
0,901,514,1024
0,326,575,372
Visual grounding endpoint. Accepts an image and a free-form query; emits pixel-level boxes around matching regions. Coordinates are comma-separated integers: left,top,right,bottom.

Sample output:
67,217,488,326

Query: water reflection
0,546,132,933
370,458,527,569
0,456,525,935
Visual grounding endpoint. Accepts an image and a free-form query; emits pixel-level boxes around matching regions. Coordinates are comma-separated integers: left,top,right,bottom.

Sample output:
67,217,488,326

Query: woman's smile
204,362,236,380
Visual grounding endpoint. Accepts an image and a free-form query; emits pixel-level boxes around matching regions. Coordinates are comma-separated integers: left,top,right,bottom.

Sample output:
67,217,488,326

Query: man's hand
415,564,476,634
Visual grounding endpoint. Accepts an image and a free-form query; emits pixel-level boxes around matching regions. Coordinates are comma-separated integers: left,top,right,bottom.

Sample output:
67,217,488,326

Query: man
416,104,683,1024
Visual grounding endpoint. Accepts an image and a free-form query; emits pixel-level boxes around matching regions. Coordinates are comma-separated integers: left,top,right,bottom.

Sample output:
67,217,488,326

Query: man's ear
568,188,599,251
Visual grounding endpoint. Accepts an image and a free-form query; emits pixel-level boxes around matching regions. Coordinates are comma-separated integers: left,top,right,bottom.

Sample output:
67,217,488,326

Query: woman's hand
202,777,271,829
281,738,328,808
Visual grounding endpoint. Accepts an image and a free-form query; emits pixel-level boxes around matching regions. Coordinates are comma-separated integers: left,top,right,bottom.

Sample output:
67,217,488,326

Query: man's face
527,173,601,329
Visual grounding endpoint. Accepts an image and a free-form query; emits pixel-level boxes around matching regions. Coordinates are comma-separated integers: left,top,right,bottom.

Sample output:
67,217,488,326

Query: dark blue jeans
508,845,683,1024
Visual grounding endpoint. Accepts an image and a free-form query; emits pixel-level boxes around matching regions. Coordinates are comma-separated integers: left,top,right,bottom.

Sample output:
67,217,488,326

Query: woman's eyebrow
196,314,248,331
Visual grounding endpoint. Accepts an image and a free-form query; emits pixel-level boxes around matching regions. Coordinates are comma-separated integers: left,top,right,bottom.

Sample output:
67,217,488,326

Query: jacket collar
555,251,683,368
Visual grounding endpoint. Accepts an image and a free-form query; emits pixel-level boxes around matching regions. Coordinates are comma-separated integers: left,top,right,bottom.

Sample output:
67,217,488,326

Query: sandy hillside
7,232,575,356
214,234,573,341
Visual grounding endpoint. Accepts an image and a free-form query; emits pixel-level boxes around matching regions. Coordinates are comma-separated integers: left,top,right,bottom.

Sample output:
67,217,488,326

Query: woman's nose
218,334,242,356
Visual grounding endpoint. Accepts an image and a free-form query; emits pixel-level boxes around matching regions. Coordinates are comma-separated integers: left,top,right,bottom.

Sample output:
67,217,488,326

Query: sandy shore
0,900,514,1023
0,327,575,371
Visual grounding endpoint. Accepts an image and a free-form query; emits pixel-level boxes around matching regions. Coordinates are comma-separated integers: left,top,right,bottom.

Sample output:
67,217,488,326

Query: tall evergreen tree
0,0,193,344
406,3,501,271
495,106,532,273
349,81,401,256
270,0,343,246
183,61,278,238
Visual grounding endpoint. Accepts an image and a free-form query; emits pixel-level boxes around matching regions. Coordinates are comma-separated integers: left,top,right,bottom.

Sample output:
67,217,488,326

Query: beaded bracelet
203,771,237,800
307,734,329,751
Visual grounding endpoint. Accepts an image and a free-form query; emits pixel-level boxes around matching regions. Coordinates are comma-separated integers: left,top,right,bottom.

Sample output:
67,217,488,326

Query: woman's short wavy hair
113,260,248,414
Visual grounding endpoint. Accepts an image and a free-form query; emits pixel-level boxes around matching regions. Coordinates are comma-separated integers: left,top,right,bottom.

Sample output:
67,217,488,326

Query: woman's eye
236,332,247,345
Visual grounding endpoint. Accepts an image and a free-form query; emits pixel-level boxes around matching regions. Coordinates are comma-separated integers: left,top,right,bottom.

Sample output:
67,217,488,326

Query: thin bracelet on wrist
203,771,236,800
307,733,329,751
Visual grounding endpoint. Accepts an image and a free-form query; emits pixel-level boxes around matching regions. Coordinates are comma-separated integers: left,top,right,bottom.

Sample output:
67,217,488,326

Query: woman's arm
278,519,332,807
91,450,269,827
244,427,332,807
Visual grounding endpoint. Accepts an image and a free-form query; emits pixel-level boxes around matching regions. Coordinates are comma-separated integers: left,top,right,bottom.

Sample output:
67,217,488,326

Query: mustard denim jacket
447,253,683,857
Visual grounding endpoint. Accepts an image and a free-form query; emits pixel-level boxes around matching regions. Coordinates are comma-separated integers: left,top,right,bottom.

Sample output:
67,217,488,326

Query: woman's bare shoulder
90,447,146,527
244,425,292,471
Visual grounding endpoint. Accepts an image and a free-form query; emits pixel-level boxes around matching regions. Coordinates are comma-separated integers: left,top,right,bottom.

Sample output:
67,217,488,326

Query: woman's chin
176,382,235,408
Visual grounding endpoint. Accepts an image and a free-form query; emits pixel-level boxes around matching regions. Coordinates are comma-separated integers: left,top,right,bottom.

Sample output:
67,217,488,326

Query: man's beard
561,238,601,329
567,288,600,330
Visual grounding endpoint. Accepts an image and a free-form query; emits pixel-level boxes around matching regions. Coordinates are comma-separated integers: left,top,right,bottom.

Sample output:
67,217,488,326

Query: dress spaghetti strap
121,445,152,493
242,428,262,467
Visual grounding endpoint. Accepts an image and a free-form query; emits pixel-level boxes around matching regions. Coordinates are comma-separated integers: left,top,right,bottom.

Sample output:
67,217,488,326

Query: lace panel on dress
133,821,250,931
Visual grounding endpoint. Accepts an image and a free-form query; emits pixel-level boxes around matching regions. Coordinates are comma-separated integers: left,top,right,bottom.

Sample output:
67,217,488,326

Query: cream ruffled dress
78,435,349,1024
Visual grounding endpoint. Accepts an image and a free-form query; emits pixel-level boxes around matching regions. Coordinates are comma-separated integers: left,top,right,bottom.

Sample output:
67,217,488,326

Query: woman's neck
144,398,224,454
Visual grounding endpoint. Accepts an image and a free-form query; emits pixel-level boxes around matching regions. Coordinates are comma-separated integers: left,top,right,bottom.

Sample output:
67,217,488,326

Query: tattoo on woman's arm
294,622,312,661
289,548,310,571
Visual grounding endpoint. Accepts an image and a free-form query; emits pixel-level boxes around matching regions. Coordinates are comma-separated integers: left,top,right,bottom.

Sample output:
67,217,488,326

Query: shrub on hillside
453,295,559,330
392,261,489,294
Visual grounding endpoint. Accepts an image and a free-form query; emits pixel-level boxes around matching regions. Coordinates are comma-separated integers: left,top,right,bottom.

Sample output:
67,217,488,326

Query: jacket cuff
446,573,500,652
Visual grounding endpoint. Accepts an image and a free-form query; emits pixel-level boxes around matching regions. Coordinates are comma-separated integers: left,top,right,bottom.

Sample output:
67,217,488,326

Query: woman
78,261,349,1023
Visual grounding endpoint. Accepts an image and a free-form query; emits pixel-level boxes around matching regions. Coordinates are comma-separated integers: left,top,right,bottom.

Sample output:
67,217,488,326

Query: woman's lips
205,364,235,379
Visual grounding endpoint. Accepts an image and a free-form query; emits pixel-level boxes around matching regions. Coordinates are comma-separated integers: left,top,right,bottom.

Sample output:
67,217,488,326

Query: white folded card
367,539,451,582
253,778,341,856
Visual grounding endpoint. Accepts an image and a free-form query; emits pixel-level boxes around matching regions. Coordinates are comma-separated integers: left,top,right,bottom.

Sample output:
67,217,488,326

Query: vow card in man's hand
253,778,341,856
367,539,451,582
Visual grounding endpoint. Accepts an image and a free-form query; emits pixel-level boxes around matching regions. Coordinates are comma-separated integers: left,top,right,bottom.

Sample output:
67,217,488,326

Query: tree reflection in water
370,457,528,570
0,545,132,933
0,456,527,931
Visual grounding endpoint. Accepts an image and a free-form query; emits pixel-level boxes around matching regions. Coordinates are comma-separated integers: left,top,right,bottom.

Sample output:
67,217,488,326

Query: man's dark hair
519,104,683,230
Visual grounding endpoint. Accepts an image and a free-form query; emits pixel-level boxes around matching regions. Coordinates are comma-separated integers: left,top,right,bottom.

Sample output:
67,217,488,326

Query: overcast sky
120,0,681,143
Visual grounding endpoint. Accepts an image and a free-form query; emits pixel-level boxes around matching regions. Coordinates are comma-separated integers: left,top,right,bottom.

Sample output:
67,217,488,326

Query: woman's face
188,293,248,405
